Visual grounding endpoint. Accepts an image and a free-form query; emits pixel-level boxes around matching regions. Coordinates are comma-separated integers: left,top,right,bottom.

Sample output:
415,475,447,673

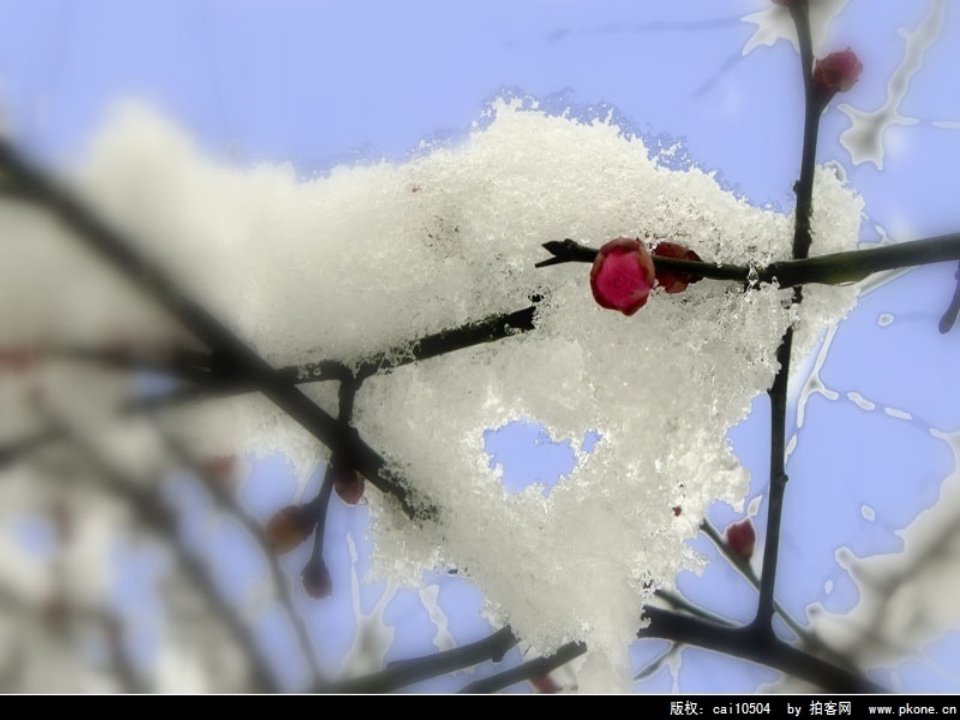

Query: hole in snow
483,420,600,496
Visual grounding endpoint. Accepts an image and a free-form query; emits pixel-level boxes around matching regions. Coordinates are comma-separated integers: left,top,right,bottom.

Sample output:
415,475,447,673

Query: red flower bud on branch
333,467,365,505
301,559,333,599
812,49,862,103
652,241,704,294
724,519,757,561
589,238,655,316
264,505,315,554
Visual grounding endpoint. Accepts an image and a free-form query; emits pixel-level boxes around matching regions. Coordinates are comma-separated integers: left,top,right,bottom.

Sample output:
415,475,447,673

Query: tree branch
752,0,817,636
939,260,960,333
325,626,519,693
55,421,282,692
0,139,424,519
700,520,857,672
537,234,960,289
639,606,882,693
458,641,586,694
130,305,539,397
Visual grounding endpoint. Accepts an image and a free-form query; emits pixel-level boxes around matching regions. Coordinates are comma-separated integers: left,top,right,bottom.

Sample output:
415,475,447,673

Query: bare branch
752,0,816,637
0,139,422,518
54,419,282,692
538,235,960,289
326,626,518,693
639,607,882,693
458,641,586,694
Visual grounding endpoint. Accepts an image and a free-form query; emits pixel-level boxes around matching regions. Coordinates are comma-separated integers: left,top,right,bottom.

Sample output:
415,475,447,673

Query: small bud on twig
653,242,704,294
724,519,757,561
812,49,862,105
301,558,333,599
264,505,315,554
334,467,365,505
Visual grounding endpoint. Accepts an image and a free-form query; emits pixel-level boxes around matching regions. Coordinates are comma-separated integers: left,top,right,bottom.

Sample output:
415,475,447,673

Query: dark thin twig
0,306,538,476
325,626,519,693
45,343,213,383
305,370,358,579
653,588,737,627
939,261,960,333
789,1,821,263
700,520,857,672
113,306,538,416
458,641,587,694
752,0,817,636
51,307,538,396
639,607,882,693
353,304,538,379
633,644,677,682
537,234,960,289
754,331,793,632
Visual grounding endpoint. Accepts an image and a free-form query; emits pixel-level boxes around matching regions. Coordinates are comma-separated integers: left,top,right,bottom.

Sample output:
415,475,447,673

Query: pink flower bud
264,505,314,554
301,560,333,599
724,519,757,561
334,468,365,505
813,49,862,101
589,238,656,316
652,241,703,294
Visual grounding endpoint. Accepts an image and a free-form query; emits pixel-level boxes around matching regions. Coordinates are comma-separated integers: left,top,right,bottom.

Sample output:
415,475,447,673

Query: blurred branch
158,427,324,686
53,418,282,693
837,507,960,666
458,641,587,694
100,613,147,694
0,428,62,469
338,304,539,381
0,575,145,692
0,139,423,519
46,343,214,384
0,139,542,524
45,305,538,393
127,305,539,406
326,626,518,693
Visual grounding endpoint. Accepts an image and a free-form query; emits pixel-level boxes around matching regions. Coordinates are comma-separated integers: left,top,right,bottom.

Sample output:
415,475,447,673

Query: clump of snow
0,97,864,689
